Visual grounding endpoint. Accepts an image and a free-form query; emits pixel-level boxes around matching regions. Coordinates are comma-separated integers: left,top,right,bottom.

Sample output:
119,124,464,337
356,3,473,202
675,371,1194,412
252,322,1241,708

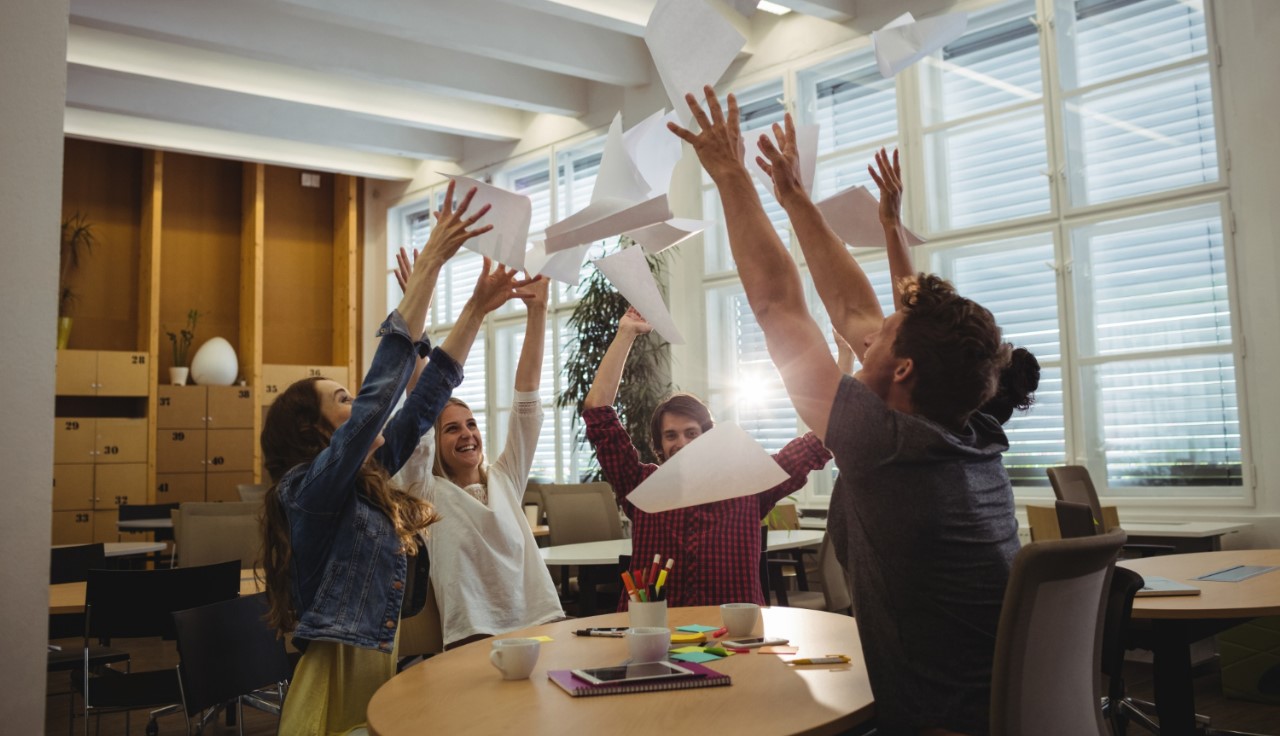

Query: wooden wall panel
159,152,243,375
263,166,334,365
61,139,142,350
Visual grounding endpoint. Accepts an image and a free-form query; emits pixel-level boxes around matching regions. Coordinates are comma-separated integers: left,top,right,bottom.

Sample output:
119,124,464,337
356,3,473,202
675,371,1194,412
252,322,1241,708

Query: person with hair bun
581,307,831,609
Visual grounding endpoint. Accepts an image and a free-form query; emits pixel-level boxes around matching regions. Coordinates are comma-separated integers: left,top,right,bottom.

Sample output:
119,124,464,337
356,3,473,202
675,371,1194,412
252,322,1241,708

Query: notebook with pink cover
547,660,731,697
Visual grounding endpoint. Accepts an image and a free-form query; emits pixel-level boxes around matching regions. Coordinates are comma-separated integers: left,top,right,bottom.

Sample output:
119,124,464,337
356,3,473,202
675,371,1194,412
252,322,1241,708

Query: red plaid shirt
582,406,831,610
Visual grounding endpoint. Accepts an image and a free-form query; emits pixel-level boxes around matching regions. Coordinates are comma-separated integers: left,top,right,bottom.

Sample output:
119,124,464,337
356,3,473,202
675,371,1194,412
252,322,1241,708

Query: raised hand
394,247,417,294
668,86,747,183
522,272,550,313
419,179,494,267
755,112,806,206
470,257,542,315
619,306,653,336
867,147,902,227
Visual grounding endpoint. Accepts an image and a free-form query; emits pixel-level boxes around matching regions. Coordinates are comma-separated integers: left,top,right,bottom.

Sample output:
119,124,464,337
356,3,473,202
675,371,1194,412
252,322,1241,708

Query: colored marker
648,554,662,589
787,655,851,666
709,626,728,639
621,571,639,602
655,558,674,593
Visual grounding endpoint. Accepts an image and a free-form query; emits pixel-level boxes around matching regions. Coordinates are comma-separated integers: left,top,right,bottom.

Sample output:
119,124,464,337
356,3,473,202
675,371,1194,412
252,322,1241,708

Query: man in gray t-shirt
826,375,1020,734
672,89,1019,735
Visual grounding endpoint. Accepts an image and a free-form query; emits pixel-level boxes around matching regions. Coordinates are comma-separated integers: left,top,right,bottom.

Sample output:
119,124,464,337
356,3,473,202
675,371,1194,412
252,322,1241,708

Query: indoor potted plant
166,309,200,385
58,212,96,349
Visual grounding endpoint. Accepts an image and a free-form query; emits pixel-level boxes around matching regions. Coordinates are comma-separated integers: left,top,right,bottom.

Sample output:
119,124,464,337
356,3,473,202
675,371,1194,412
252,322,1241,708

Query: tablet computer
571,661,697,686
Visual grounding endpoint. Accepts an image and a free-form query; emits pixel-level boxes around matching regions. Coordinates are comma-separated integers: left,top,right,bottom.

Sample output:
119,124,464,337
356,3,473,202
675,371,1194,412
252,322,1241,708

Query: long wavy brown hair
259,376,439,634
431,397,490,486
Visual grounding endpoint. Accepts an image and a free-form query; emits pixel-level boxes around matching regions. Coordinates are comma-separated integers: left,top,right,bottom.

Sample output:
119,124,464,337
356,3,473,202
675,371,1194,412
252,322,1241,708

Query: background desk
1121,549,1280,736
539,530,825,567
368,605,873,736
49,568,262,615
53,541,166,558
1119,520,1250,553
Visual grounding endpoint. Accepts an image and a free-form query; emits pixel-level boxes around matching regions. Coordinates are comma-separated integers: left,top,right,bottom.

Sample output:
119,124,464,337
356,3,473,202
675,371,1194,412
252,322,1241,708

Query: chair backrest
1055,500,1099,539
85,560,241,640
766,503,800,531
176,501,261,568
816,536,852,612
1100,566,1144,683
1046,466,1106,529
117,502,180,521
237,483,268,504
542,482,622,546
989,530,1125,736
397,578,444,659
522,481,544,518
50,543,106,584
173,592,292,716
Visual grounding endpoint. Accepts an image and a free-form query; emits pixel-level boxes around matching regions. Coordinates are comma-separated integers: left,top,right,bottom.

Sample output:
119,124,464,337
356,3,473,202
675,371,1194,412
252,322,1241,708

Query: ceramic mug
628,599,668,629
720,602,761,637
626,627,671,663
489,638,541,680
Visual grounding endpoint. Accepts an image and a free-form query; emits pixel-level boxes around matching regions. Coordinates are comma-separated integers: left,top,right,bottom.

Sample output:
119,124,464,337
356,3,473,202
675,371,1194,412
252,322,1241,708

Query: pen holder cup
628,599,668,629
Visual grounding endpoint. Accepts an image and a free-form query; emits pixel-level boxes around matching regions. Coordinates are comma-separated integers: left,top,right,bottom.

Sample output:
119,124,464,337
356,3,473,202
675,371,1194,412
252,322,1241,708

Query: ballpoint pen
572,628,627,638
787,655,850,665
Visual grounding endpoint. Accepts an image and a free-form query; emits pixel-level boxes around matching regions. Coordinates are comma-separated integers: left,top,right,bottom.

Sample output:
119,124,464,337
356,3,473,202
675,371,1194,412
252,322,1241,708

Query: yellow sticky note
529,636,553,642
670,645,705,654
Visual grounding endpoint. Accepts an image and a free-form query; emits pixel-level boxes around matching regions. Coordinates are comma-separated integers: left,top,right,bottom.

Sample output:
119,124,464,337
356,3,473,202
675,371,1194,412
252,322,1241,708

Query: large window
701,0,1239,502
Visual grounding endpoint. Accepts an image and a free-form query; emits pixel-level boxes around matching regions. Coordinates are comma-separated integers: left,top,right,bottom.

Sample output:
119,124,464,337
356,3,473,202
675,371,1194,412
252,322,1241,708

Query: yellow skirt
278,631,399,736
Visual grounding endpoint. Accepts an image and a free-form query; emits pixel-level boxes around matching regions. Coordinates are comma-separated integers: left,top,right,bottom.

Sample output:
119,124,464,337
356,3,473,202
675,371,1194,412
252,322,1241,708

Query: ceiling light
757,1,792,15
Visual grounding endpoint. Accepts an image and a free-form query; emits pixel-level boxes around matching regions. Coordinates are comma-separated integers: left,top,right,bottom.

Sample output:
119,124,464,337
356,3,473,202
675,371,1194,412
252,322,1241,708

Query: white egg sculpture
190,337,239,386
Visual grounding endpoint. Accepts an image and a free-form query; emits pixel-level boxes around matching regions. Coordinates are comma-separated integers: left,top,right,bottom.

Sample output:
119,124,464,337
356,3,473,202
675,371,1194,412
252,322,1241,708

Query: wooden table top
367,605,873,736
49,568,262,615
52,542,166,558
1121,549,1280,620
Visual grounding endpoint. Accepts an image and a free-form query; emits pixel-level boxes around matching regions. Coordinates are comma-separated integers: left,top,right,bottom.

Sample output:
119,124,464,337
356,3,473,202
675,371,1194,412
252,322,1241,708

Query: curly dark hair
648,393,714,462
894,274,1011,430
980,347,1041,424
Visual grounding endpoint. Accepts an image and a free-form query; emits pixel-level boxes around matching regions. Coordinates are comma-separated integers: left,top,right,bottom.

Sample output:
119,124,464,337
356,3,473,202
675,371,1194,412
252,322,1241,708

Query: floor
45,636,1280,736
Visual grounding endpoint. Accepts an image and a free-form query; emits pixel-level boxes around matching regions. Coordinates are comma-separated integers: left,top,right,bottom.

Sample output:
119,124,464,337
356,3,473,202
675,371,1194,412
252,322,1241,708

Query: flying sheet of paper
593,245,684,345
525,240,589,285
872,11,969,79
745,122,818,197
815,185,926,249
627,422,789,513
625,218,709,255
645,0,746,123
545,195,672,253
622,109,682,197
595,112,651,203
448,176,531,271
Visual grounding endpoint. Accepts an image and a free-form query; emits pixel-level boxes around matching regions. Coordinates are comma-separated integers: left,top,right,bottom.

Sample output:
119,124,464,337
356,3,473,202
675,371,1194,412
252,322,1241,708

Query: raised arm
583,308,652,410
438,258,539,367
752,113,884,361
515,276,549,392
397,180,493,343
834,328,855,375
868,147,914,313
669,88,843,440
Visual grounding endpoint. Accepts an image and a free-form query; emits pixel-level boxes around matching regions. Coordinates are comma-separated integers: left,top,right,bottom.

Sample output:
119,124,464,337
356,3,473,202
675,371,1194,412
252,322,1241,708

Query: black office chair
1047,467,1174,558
173,592,292,735
74,560,241,736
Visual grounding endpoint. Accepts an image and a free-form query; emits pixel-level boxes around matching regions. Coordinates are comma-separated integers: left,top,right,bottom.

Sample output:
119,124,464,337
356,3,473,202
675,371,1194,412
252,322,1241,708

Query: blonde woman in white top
395,270,563,648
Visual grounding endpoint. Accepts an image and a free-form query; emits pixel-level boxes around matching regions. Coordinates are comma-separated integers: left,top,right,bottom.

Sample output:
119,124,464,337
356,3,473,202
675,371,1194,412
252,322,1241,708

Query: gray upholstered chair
236,483,268,505
773,535,851,614
989,529,1125,736
541,482,622,546
175,501,261,569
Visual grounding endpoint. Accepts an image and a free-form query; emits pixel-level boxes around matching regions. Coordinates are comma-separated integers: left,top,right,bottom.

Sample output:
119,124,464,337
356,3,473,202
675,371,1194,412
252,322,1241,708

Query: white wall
364,0,1280,546
0,0,69,731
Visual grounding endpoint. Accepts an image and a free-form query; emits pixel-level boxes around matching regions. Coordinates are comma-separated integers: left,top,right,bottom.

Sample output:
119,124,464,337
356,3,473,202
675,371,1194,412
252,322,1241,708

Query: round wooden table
1120,549,1280,736
367,605,874,736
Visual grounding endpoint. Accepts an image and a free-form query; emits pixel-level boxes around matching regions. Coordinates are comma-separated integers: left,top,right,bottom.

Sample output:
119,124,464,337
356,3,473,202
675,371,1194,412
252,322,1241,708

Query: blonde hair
432,397,490,486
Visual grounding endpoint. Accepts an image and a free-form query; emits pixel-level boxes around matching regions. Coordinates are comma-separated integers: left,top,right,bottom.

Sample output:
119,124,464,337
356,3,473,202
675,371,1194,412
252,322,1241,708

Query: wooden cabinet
55,350,149,396
260,364,351,406
50,410,148,544
155,385,254,501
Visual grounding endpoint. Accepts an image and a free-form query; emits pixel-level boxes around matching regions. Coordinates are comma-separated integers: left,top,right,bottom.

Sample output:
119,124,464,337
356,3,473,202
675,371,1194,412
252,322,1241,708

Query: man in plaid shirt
582,308,831,609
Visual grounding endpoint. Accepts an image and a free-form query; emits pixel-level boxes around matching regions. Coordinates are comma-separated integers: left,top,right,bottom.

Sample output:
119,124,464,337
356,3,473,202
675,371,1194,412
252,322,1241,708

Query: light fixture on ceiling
756,1,792,15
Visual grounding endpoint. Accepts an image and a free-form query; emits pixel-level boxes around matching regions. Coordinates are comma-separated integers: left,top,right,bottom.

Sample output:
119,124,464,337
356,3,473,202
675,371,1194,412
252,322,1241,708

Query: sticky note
670,650,724,664
676,625,720,633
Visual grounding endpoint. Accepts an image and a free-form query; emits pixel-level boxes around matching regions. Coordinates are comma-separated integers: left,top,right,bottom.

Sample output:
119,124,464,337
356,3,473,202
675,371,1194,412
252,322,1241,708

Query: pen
787,656,850,666
621,571,639,602
648,553,661,590
572,628,627,638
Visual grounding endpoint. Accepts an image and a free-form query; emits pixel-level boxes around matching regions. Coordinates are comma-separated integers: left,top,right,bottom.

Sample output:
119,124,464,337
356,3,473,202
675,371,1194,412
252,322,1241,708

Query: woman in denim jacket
259,183,536,735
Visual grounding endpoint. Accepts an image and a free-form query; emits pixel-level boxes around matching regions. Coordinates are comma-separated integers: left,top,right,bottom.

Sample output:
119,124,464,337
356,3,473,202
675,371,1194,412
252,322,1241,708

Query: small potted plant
58,213,96,349
166,309,200,385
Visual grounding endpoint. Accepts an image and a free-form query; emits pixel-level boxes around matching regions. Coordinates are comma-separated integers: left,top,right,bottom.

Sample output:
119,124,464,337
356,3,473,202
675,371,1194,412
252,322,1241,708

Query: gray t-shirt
825,375,1019,736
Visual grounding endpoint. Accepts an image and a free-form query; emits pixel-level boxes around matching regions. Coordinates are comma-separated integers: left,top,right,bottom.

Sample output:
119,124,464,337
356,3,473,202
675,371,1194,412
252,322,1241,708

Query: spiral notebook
548,661,731,697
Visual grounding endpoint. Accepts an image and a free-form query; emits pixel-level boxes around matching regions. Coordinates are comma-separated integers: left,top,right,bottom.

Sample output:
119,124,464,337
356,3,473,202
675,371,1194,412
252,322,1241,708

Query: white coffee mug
720,602,761,637
628,599,668,629
626,627,671,663
489,638,541,680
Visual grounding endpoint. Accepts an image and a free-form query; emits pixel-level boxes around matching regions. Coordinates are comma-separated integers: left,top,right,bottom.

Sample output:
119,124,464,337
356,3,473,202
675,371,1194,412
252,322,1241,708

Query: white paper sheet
595,113,652,203
872,11,969,79
544,194,672,253
625,218,709,255
645,0,746,123
525,240,589,285
627,422,790,513
815,185,926,250
745,122,818,196
622,109,682,197
593,245,684,345
448,175,532,271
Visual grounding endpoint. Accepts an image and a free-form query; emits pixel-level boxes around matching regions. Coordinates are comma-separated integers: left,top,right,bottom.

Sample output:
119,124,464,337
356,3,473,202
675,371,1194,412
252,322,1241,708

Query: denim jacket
276,311,463,652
